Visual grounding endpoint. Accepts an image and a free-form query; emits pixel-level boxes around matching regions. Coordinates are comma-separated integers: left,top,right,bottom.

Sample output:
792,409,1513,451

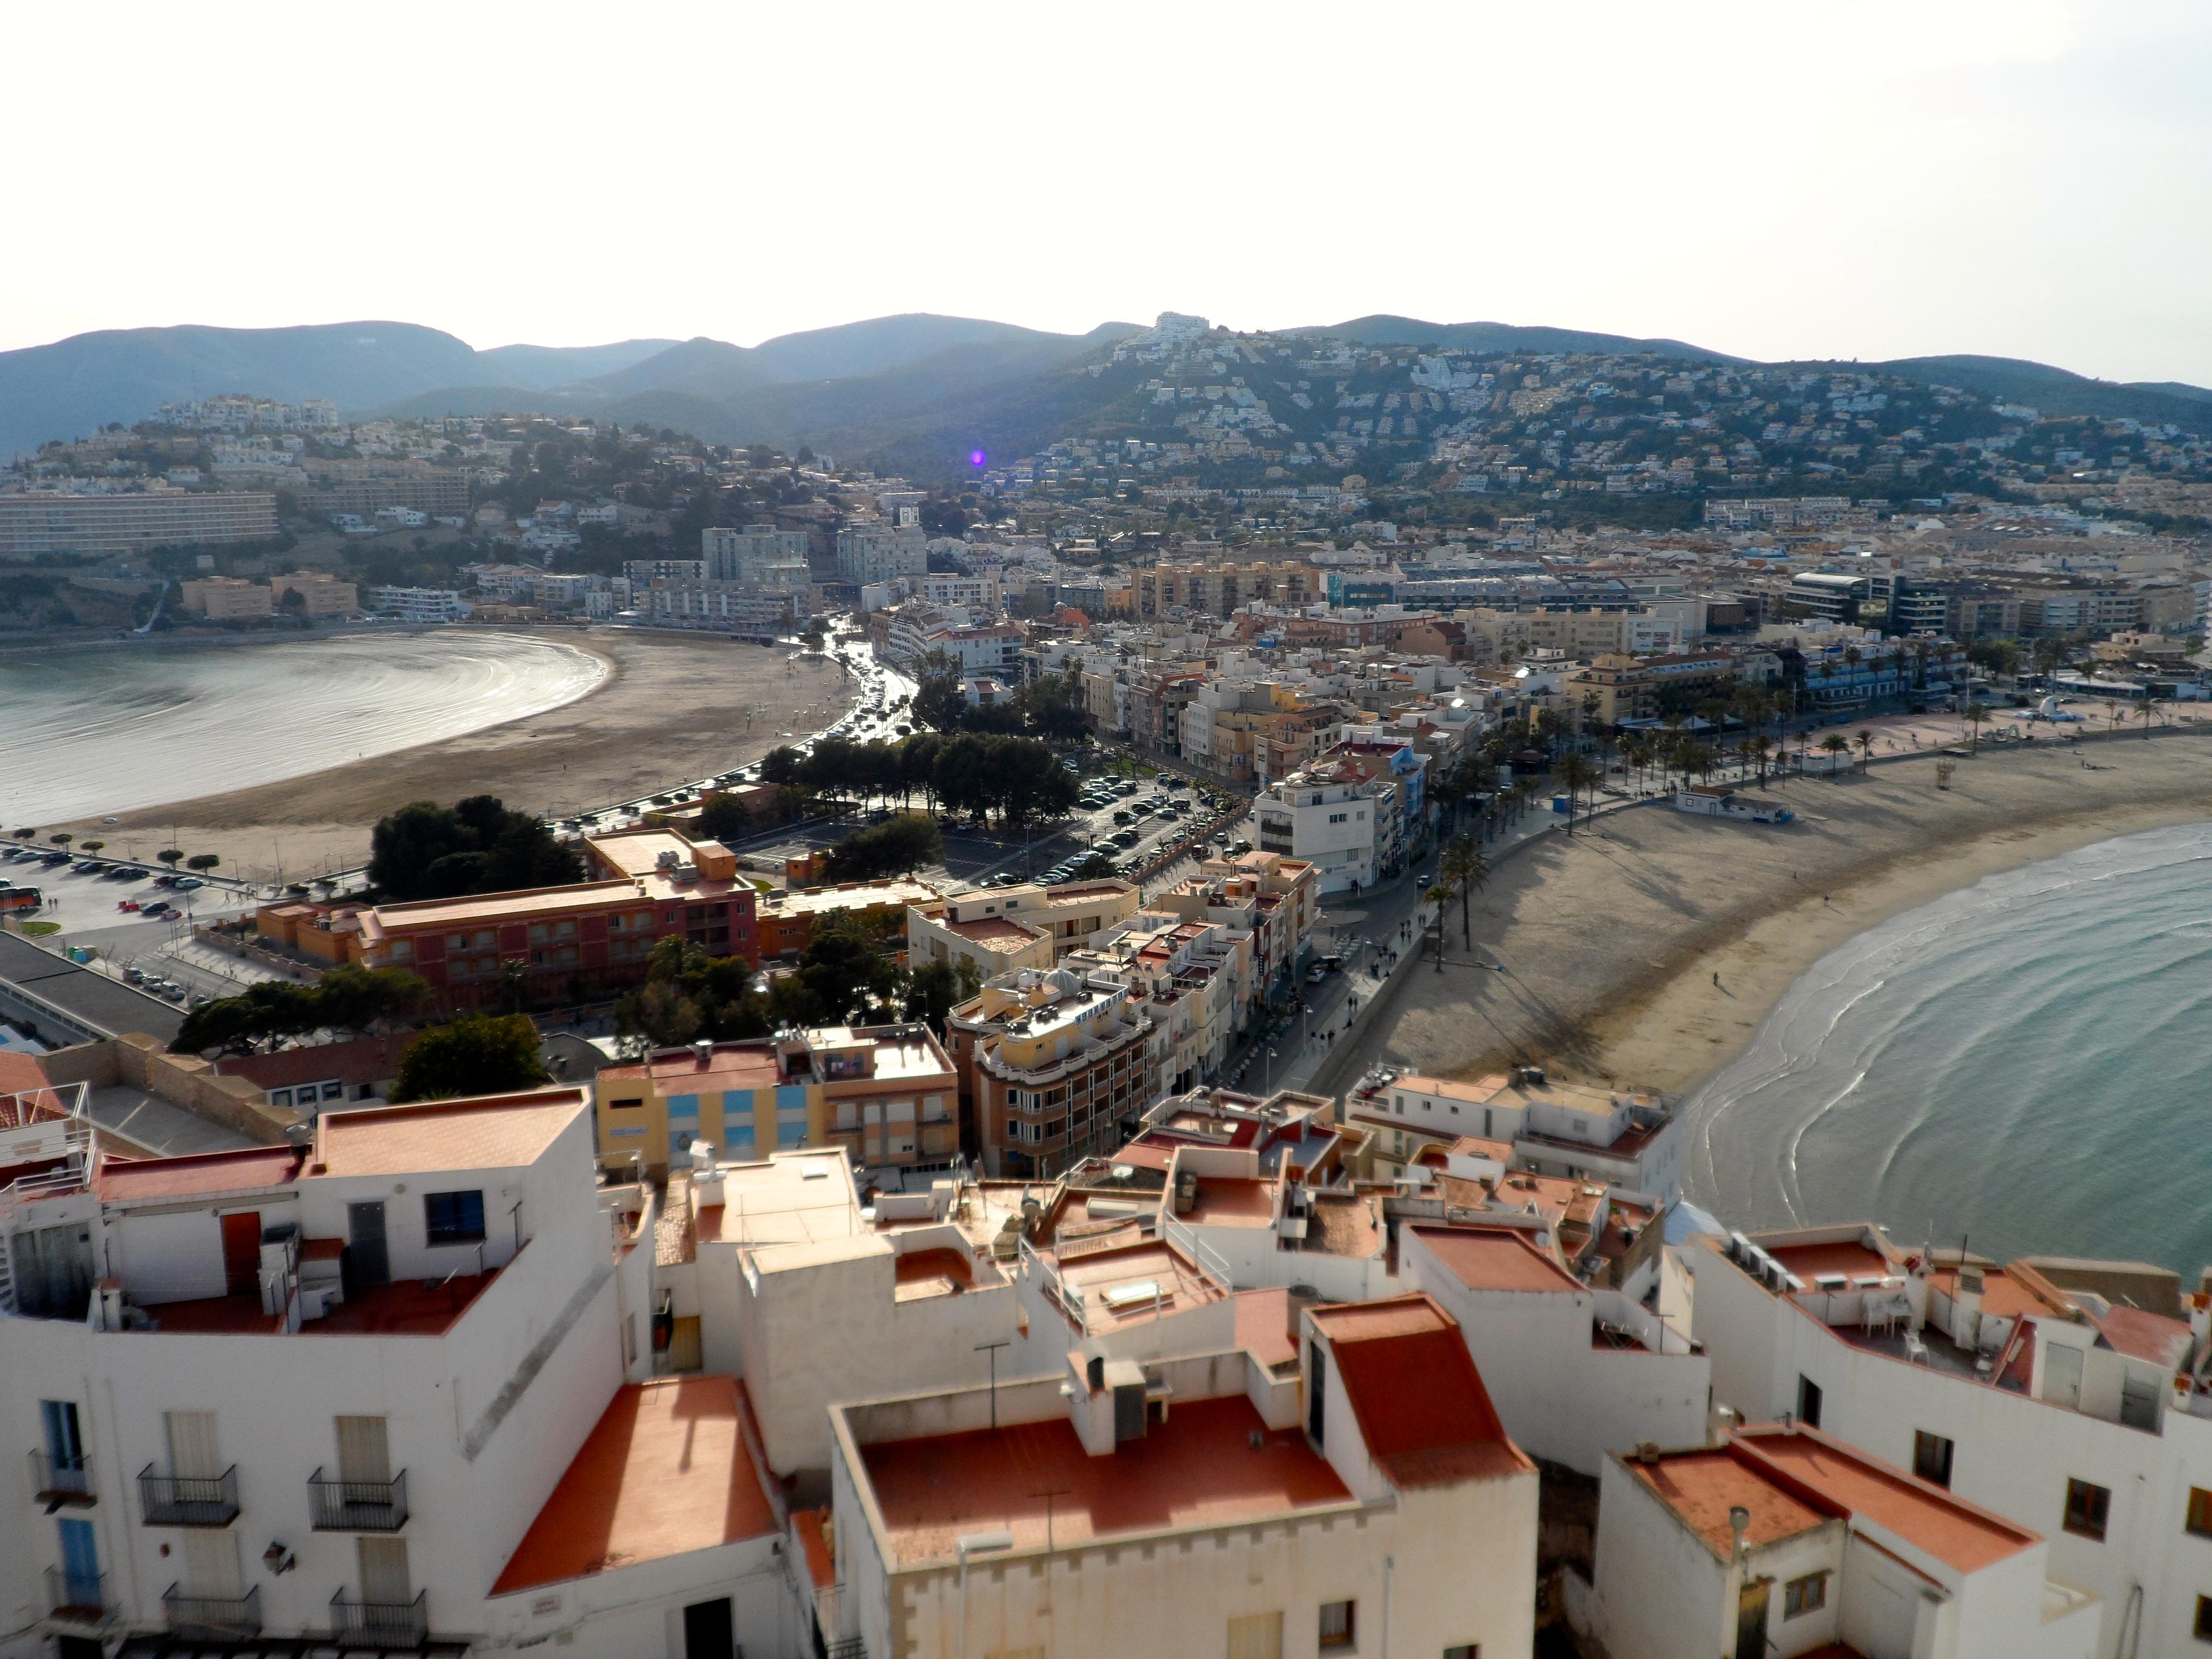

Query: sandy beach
55,629,861,881
1358,730,2212,1099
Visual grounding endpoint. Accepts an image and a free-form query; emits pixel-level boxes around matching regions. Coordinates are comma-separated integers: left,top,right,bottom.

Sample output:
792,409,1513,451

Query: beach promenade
1305,725,2212,1103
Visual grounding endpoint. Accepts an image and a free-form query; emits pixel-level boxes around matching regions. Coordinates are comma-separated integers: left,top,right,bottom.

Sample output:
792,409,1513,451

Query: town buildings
905,879,1142,985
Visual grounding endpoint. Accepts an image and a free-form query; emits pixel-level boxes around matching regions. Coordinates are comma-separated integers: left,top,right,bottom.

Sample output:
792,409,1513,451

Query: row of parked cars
1,846,204,889
121,966,203,1005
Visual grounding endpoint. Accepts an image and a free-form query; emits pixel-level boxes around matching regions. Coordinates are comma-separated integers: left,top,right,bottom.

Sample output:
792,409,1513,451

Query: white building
0,1085,814,1659
824,1291,1538,1659
1688,1223,2212,1657
1585,1426,2098,1659
703,524,811,589
1254,771,1379,893
366,586,471,623
834,522,927,585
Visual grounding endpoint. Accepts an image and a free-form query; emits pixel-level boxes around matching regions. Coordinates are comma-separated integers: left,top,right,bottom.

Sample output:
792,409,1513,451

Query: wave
1683,822,2212,1270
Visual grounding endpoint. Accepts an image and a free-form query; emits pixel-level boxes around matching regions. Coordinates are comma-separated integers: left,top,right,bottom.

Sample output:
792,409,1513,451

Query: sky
6,1,2210,384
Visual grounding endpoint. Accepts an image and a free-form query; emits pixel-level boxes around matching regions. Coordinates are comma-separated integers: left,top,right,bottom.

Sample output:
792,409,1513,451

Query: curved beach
46,629,862,880
1362,732,2212,1104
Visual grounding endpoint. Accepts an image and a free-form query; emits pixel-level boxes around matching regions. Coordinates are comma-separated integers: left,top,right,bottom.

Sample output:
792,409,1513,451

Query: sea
0,632,606,828
1684,821,2212,1274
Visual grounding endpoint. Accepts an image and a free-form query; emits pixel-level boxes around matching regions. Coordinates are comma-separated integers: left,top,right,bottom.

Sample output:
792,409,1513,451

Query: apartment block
834,522,926,585
337,830,758,1007
823,1292,1538,1659
0,492,279,558
906,880,1141,985
269,573,360,616
178,577,274,620
595,1024,958,1180
0,1085,798,1659
702,523,811,588
946,966,1162,1178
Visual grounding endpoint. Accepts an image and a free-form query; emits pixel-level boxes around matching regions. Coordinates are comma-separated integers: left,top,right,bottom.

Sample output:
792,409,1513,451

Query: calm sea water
1685,822,2212,1273
0,632,605,827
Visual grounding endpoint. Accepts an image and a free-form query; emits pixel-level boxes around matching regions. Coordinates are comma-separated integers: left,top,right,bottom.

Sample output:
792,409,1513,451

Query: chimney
1635,1441,1660,1466
1728,1505,1751,1562
694,1039,714,1066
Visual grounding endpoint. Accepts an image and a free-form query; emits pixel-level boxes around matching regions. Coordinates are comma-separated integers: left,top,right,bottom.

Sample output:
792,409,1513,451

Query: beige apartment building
179,576,275,619
270,573,360,615
1137,559,1322,619
906,880,1142,984
1457,606,1627,661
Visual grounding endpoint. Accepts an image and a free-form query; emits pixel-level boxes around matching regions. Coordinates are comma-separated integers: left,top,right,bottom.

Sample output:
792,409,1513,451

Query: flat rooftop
1764,1238,1899,1284
1180,1174,1275,1227
1235,1286,1299,1371
94,1145,304,1201
688,1150,861,1249
313,1089,584,1178
146,1270,499,1337
0,930,185,1043
492,1376,778,1595
599,1043,782,1093
762,878,939,918
1623,1446,1828,1560
1055,1238,1227,1334
1411,1225,1583,1294
857,1394,1351,1569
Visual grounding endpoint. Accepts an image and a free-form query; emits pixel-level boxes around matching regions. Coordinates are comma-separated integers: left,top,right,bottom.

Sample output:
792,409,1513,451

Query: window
2064,1478,2110,1541
423,1190,486,1246
1782,1571,1828,1617
1317,1600,1355,1650
1795,1375,1823,1430
1443,1648,1479,1659
2189,1488,2212,1539
2196,1595,2212,1642
1912,1431,1955,1489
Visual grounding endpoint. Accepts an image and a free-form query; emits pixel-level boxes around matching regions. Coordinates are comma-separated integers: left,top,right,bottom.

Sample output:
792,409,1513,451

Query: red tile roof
1411,1225,1584,1294
1310,1293,1531,1487
858,1395,1350,1568
94,1145,305,1201
491,1376,779,1595
1737,1426,2037,1573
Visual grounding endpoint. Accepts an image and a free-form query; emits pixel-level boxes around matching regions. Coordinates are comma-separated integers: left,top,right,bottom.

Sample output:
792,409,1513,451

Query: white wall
1690,1243,2210,1657
1587,1458,1735,1659
1402,1227,1709,1476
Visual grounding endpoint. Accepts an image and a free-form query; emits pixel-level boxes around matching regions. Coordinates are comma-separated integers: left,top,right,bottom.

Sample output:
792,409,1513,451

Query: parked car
173,877,205,890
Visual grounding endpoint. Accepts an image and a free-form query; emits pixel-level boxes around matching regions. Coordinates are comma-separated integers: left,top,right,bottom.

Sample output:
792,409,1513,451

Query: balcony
332,1588,428,1647
309,1467,409,1531
139,1464,240,1527
44,1566,111,1626
163,1582,262,1638
30,1450,94,1507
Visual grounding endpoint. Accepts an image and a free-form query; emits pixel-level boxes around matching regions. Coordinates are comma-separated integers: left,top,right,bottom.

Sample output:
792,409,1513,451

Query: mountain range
3,311,2207,475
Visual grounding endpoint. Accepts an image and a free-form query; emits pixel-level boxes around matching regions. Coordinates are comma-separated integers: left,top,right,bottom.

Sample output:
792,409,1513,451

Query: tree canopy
389,1013,549,1103
818,813,943,882
171,965,429,1056
369,794,582,901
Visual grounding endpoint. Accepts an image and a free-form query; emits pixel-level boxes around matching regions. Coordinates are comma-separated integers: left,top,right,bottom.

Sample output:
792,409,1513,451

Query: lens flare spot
968,449,987,468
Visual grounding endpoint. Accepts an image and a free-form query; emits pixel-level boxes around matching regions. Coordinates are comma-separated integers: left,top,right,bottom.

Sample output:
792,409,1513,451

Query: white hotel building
0,1083,803,1659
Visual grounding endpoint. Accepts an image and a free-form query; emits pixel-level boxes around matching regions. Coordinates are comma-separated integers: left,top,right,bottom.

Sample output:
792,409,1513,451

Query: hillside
9,310,2211,478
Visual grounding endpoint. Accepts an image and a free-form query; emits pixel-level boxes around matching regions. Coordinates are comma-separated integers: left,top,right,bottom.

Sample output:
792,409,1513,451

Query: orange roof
1767,1239,1899,1283
792,1508,836,1590
1235,1287,1298,1370
313,1089,585,1178
1393,1073,1510,1105
1738,1427,2037,1573
1310,1293,1530,1487
491,1376,779,1595
94,1145,305,1201
1411,1225,1584,1293
1623,1447,1832,1559
0,1051,49,1098
946,915,1045,947
599,1043,782,1092
857,1395,1350,1568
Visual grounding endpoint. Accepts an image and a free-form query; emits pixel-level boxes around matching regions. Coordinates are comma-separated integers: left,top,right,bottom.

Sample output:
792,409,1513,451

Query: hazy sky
7,1,2209,383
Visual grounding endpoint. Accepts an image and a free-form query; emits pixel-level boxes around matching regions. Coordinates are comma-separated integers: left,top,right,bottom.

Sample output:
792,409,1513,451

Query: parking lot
0,845,266,1008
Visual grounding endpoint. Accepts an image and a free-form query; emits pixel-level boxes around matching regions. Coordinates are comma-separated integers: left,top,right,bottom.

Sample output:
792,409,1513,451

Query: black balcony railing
309,1467,409,1531
31,1449,94,1505
138,1463,239,1527
44,1566,109,1623
162,1582,262,1637
331,1588,427,1647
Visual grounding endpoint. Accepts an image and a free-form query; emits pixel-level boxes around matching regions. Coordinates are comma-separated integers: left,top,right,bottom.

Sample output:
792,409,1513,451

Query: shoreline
49,629,858,881
1363,732,2212,1104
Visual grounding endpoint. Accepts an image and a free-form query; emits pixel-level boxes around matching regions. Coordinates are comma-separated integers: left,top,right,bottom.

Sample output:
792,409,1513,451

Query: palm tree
1854,728,1875,773
1557,753,1599,834
1749,732,1772,784
2141,696,2161,738
1423,885,1456,969
1438,835,1490,946
1819,733,1851,775
1963,703,1989,754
